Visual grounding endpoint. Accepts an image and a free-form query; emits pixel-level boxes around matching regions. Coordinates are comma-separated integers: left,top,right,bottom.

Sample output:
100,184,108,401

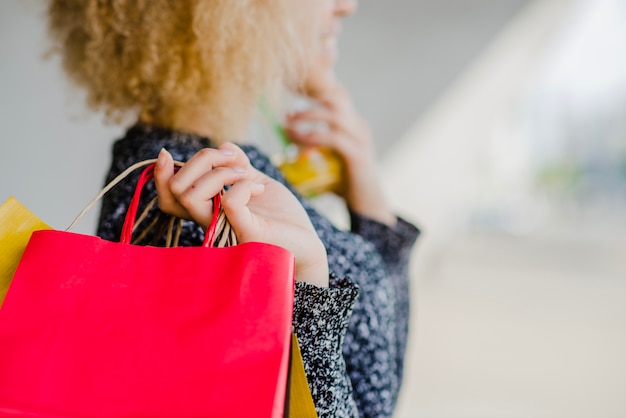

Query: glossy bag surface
0,165,295,418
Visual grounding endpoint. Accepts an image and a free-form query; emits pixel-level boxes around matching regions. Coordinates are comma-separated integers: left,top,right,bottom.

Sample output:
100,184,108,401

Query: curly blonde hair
48,0,317,141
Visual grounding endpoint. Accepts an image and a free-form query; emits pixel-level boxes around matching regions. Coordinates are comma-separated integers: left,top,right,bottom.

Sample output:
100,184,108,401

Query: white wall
336,0,530,153
381,0,581,266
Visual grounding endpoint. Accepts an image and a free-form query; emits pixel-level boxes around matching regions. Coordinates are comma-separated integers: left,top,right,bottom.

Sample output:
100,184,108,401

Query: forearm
342,157,396,227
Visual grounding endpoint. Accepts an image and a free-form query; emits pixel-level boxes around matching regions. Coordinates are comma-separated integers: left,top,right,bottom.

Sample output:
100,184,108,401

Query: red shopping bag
0,164,295,418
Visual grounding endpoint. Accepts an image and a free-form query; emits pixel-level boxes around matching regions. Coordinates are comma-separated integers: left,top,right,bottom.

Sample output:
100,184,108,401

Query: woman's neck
139,105,252,143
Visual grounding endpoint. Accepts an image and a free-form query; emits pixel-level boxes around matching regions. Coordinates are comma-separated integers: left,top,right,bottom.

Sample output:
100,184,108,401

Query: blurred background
1,0,625,416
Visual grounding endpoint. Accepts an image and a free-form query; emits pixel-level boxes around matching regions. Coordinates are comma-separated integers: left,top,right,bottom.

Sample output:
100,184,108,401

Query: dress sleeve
292,277,360,418
345,212,420,417
349,212,420,271
97,140,155,242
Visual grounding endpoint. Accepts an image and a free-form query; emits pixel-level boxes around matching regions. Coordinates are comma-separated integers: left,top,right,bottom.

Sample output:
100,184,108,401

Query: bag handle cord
65,159,230,248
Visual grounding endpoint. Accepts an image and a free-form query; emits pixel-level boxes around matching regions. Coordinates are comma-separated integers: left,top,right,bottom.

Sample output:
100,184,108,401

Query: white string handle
66,159,159,231
65,158,237,247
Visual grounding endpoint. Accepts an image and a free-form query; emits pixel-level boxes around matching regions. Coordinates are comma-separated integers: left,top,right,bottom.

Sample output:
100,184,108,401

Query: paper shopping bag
0,164,295,418
0,197,50,306
290,334,318,417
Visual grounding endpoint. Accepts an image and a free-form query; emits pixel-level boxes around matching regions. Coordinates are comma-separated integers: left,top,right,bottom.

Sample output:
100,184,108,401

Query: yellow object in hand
279,147,344,198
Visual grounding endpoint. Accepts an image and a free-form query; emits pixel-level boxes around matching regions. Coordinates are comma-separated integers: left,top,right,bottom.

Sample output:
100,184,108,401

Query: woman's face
304,0,358,93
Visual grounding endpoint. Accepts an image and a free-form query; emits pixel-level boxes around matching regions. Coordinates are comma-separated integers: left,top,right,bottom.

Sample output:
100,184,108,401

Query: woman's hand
154,143,329,287
284,79,396,226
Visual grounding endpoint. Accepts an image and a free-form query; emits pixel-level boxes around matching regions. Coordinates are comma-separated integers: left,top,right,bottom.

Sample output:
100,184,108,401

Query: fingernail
232,166,246,173
220,148,235,156
157,148,168,167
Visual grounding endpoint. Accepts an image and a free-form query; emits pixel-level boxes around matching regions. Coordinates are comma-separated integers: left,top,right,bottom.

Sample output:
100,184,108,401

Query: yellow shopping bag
0,197,50,306
290,334,318,417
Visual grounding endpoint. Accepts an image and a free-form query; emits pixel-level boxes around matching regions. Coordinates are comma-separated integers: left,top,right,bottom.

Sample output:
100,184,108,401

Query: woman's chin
303,51,339,93
304,72,335,95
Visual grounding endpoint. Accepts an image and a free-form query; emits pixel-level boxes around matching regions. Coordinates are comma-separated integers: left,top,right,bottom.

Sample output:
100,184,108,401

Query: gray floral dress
97,124,420,418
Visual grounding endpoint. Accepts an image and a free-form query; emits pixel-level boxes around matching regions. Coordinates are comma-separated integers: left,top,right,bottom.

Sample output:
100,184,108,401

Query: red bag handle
120,164,221,248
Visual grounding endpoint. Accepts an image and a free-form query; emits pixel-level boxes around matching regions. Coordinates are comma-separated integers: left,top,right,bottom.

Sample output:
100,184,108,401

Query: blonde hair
47,0,317,141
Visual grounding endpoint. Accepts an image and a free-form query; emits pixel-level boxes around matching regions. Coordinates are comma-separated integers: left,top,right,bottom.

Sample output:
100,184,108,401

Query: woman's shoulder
112,124,214,165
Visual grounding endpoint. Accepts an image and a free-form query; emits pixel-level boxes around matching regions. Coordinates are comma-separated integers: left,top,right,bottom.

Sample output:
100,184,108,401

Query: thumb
154,148,186,218
220,180,266,242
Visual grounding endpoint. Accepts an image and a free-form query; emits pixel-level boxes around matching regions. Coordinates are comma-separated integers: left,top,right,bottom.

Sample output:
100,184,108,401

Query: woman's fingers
288,128,344,152
169,144,247,195
154,144,256,228
154,148,190,219
285,106,363,150
285,109,337,147
180,166,255,227
220,179,266,241
286,107,340,131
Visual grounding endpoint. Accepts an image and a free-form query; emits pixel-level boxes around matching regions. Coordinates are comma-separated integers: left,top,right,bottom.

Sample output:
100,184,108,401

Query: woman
47,0,419,416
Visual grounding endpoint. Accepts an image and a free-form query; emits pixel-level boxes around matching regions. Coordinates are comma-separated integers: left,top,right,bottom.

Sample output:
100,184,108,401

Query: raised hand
285,79,396,226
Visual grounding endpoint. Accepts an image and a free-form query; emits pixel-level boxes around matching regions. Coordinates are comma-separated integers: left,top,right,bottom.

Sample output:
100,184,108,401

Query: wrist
296,264,329,288
295,241,329,287
344,166,397,227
